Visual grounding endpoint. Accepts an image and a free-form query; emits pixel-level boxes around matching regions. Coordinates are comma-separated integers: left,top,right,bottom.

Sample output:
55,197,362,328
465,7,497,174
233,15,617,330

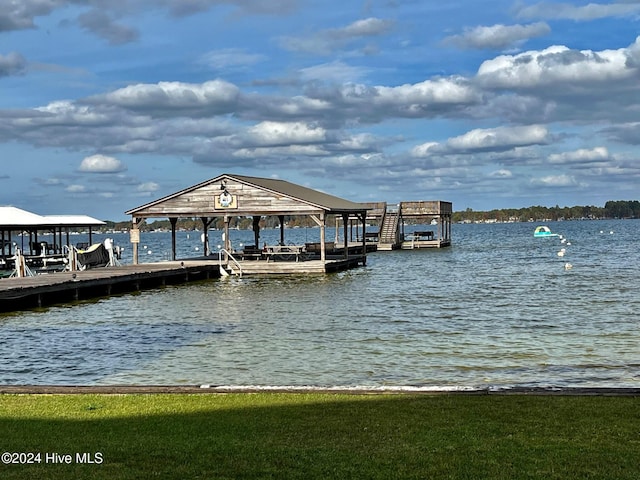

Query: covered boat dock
363,201,452,250
125,174,370,275
0,206,106,276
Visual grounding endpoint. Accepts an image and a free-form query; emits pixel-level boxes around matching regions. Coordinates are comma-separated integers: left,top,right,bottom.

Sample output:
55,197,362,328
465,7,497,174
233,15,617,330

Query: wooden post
319,213,326,263
224,215,230,251
252,215,261,248
359,212,367,265
170,218,177,260
131,217,143,265
278,215,285,245
342,213,349,259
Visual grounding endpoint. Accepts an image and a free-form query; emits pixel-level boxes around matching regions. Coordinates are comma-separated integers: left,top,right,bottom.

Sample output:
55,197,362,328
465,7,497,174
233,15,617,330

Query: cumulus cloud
79,154,127,173
246,121,327,146
87,80,240,116
65,184,87,193
516,1,640,21
279,17,393,55
476,42,637,90
490,169,513,178
530,174,577,187
444,22,550,50
548,147,610,164
0,0,64,32
136,181,159,193
77,9,139,45
0,52,27,77
164,0,298,17
412,125,550,156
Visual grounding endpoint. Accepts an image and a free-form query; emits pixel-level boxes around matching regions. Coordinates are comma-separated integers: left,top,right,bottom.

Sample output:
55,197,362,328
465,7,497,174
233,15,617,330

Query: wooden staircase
377,208,400,250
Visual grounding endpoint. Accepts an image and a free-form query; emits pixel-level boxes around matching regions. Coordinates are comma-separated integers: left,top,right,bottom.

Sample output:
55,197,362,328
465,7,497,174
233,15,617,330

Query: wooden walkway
0,261,220,312
0,254,367,312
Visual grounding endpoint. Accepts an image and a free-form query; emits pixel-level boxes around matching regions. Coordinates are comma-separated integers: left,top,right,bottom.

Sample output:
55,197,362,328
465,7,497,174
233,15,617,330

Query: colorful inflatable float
533,225,559,237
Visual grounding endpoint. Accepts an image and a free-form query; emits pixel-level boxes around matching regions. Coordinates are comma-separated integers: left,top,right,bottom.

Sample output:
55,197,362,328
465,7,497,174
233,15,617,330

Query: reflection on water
1,220,639,388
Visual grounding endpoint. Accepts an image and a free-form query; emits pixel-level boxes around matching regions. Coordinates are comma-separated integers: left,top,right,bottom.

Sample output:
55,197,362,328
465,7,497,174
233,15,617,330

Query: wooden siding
400,201,452,216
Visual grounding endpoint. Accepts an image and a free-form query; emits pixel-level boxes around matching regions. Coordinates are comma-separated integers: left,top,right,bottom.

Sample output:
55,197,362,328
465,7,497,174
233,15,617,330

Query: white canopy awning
0,206,105,229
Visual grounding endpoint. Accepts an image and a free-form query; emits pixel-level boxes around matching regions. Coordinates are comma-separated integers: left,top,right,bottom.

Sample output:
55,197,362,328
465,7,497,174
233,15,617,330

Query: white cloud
79,154,127,173
412,125,550,156
89,80,240,115
0,52,27,77
300,61,370,83
490,169,513,178
279,17,394,55
530,174,577,187
247,121,327,146
136,182,159,193
444,22,550,50
549,147,610,164
477,41,637,89
198,48,266,70
65,184,86,193
517,1,640,21
374,77,479,106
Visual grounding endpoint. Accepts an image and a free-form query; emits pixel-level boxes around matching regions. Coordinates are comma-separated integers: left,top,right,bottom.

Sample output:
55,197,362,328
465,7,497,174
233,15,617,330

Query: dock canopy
125,173,370,265
0,206,106,258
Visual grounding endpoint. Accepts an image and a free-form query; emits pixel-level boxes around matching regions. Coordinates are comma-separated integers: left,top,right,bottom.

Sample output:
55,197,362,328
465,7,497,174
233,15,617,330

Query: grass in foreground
0,393,639,479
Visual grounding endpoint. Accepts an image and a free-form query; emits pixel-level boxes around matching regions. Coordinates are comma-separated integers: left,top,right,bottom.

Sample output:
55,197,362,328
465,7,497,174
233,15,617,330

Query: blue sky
1,0,639,220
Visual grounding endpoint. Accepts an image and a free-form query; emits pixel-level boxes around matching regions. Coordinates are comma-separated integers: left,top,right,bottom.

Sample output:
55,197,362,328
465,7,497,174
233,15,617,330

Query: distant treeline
102,200,639,232
452,200,640,223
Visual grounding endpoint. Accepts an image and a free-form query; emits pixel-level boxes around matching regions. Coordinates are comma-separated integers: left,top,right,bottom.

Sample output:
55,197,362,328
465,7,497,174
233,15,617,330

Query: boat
533,225,559,238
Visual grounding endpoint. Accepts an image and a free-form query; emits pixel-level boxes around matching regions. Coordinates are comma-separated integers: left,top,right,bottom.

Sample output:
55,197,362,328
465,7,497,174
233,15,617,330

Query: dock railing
218,249,243,277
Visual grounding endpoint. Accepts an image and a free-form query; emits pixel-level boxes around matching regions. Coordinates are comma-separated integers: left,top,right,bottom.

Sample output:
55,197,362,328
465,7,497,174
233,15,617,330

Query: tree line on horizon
452,200,640,223
102,200,639,231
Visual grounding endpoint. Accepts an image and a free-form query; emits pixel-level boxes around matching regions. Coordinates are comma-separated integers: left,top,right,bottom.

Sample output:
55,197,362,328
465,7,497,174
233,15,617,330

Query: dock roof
0,206,105,230
125,173,369,218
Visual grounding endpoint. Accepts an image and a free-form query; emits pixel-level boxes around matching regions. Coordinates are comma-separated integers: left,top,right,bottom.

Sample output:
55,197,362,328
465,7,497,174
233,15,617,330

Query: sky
1,1,639,221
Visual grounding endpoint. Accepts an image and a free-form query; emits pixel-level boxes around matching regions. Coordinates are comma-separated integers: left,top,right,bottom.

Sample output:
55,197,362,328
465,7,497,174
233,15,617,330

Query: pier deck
0,254,366,312
0,261,220,312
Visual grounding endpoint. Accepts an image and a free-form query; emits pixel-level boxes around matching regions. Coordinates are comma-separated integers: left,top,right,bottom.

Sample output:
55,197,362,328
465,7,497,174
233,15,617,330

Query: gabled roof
229,174,367,212
126,173,369,216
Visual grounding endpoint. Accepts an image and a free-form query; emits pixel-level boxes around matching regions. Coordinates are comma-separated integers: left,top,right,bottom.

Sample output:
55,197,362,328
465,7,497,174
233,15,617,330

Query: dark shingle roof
126,173,369,216
229,174,367,212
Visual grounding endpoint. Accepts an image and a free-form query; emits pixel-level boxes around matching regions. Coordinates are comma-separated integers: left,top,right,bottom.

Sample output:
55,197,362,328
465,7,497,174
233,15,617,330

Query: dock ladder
218,249,243,277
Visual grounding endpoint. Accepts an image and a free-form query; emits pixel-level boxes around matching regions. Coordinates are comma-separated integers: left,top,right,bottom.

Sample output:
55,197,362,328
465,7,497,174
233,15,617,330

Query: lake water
1,219,638,390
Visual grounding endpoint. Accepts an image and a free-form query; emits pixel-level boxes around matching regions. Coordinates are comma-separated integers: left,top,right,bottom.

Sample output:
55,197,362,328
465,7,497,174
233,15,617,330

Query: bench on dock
304,242,335,254
239,245,263,260
264,244,306,262
412,231,434,240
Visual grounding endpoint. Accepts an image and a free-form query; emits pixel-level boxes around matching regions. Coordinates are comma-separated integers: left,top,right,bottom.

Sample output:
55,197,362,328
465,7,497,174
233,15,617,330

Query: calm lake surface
1,219,638,389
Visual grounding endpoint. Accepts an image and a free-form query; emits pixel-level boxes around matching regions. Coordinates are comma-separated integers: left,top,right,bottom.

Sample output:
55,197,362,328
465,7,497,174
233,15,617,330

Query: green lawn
1,393,639,479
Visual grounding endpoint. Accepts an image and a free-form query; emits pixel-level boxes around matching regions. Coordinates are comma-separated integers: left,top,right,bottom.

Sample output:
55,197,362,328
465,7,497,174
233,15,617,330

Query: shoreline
1,385,639,396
